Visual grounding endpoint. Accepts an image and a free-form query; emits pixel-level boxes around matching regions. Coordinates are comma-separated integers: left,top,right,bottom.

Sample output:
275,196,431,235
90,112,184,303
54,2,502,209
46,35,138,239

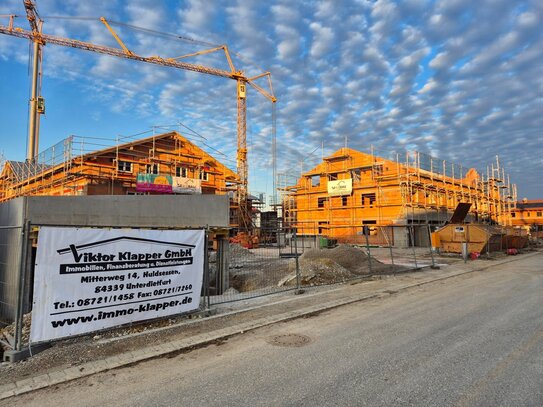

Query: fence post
499,225,503,253
427,224,439,269
14,220,30,352
486,226,491,259
203,226,210,310
387,226,395,266
294,227,303,294
364,226,373,274
217,234,229,296
409,225,419,269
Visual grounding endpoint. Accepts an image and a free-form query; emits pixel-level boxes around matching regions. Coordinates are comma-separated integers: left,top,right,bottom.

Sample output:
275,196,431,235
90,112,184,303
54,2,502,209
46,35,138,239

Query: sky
0,0,542,201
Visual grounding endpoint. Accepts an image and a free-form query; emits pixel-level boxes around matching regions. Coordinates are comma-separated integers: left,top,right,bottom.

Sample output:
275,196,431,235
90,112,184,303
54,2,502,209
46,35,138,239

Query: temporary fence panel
0,225,24,326
208,227,301,304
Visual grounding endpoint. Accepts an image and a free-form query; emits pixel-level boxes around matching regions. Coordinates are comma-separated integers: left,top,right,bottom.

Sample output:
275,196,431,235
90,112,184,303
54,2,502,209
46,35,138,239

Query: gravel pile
229,244,255,257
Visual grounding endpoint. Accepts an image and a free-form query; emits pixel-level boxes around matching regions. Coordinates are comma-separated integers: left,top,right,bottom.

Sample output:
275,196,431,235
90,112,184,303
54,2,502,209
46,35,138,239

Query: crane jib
0,25,236,79
0,13,276,232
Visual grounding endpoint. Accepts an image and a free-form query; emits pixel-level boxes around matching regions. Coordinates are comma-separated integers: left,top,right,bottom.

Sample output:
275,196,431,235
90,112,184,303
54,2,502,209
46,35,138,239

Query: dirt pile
229,244,256,269
229,243,255,257
280,244,386,287
279,258,353,286
229,258,291,292
300,245,376,275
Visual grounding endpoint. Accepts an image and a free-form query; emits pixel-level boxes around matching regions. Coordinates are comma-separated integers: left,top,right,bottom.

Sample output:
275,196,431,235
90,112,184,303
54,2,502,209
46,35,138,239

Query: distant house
510,199,543,237
0,131,238,201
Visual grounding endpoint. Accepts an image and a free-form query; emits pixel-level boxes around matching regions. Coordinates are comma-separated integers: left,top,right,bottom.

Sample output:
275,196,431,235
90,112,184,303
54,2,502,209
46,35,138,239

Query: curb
1,251,539,400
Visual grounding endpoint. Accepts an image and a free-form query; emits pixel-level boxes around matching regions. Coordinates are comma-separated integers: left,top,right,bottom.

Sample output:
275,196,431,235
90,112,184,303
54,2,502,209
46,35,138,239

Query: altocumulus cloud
0,0,542,198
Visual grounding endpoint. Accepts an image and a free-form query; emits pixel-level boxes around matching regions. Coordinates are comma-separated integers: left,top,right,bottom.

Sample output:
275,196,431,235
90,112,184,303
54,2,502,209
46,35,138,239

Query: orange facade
0,131,238,202
285,148,513,244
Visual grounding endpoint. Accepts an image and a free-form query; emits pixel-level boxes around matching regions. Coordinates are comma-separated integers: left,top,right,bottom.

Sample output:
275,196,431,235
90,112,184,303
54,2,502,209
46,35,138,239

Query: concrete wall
24,195,229,228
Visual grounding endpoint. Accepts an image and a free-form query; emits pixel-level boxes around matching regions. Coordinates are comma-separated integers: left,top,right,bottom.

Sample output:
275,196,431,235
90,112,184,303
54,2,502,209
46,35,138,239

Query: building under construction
0,131,249,228
282,147,517,246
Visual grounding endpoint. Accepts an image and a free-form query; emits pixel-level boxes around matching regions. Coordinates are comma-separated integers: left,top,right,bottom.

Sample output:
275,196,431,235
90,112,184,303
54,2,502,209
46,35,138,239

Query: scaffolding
276,172,299,227
281,146,517,241
0,132,238,202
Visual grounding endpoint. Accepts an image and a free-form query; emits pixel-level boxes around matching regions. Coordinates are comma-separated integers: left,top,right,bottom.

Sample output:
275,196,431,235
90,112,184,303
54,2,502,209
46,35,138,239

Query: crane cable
40,15,218,47
39,15,269,75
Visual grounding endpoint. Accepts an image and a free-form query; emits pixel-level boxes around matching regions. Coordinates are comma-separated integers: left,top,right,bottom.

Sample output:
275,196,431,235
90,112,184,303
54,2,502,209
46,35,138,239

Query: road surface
6,253,543,407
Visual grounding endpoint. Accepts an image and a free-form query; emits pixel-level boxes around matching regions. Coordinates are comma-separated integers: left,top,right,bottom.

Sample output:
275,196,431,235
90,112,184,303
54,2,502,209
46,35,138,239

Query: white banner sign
327,178,353,196
31,227,205,343
172,176,202,194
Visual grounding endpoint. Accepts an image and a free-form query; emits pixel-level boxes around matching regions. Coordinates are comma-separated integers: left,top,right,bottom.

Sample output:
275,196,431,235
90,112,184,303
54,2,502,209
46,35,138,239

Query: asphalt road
6,253,543,407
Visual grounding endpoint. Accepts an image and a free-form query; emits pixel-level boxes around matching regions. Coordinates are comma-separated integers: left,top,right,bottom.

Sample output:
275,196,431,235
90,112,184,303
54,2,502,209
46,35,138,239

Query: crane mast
0,0,276,230
23,0,44,160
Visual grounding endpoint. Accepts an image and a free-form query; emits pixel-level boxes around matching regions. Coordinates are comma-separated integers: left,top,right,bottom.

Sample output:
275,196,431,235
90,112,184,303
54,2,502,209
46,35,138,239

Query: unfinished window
537,211,542,217
146,163,159,174
117,160,132,173
351,169,361,183
176,166,188,178
318,197,328,208
527,212,531,217
511,212,516,218
329,173,338,181
311,175,320,187
318,221,329,234
342,196,348,206
361,193,376,207
199,170,209,181
373,165,383,177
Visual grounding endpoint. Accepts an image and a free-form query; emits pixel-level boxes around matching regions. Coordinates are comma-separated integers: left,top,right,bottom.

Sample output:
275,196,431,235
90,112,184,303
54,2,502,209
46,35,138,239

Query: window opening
361,193,376,207
176,166,188,177
117,160,132,173
146,163,159,174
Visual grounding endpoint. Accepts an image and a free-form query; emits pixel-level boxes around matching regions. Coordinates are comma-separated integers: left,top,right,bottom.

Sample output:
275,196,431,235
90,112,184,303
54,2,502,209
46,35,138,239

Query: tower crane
0,0,276,230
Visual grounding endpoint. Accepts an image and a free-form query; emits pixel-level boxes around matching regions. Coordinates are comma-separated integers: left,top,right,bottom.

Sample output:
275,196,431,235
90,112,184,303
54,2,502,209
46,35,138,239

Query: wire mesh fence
207,224,446,304
210,220,534,298
208,228,302,305
0,225,24,327
0,218,534,359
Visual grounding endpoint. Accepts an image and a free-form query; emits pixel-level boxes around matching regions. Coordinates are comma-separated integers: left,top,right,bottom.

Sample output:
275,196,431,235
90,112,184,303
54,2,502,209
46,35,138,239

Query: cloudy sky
1,0,542,200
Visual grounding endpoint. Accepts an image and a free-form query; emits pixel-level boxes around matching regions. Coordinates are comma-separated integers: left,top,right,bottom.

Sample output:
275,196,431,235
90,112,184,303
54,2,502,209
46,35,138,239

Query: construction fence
207,224,440,305
4,221,529,360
